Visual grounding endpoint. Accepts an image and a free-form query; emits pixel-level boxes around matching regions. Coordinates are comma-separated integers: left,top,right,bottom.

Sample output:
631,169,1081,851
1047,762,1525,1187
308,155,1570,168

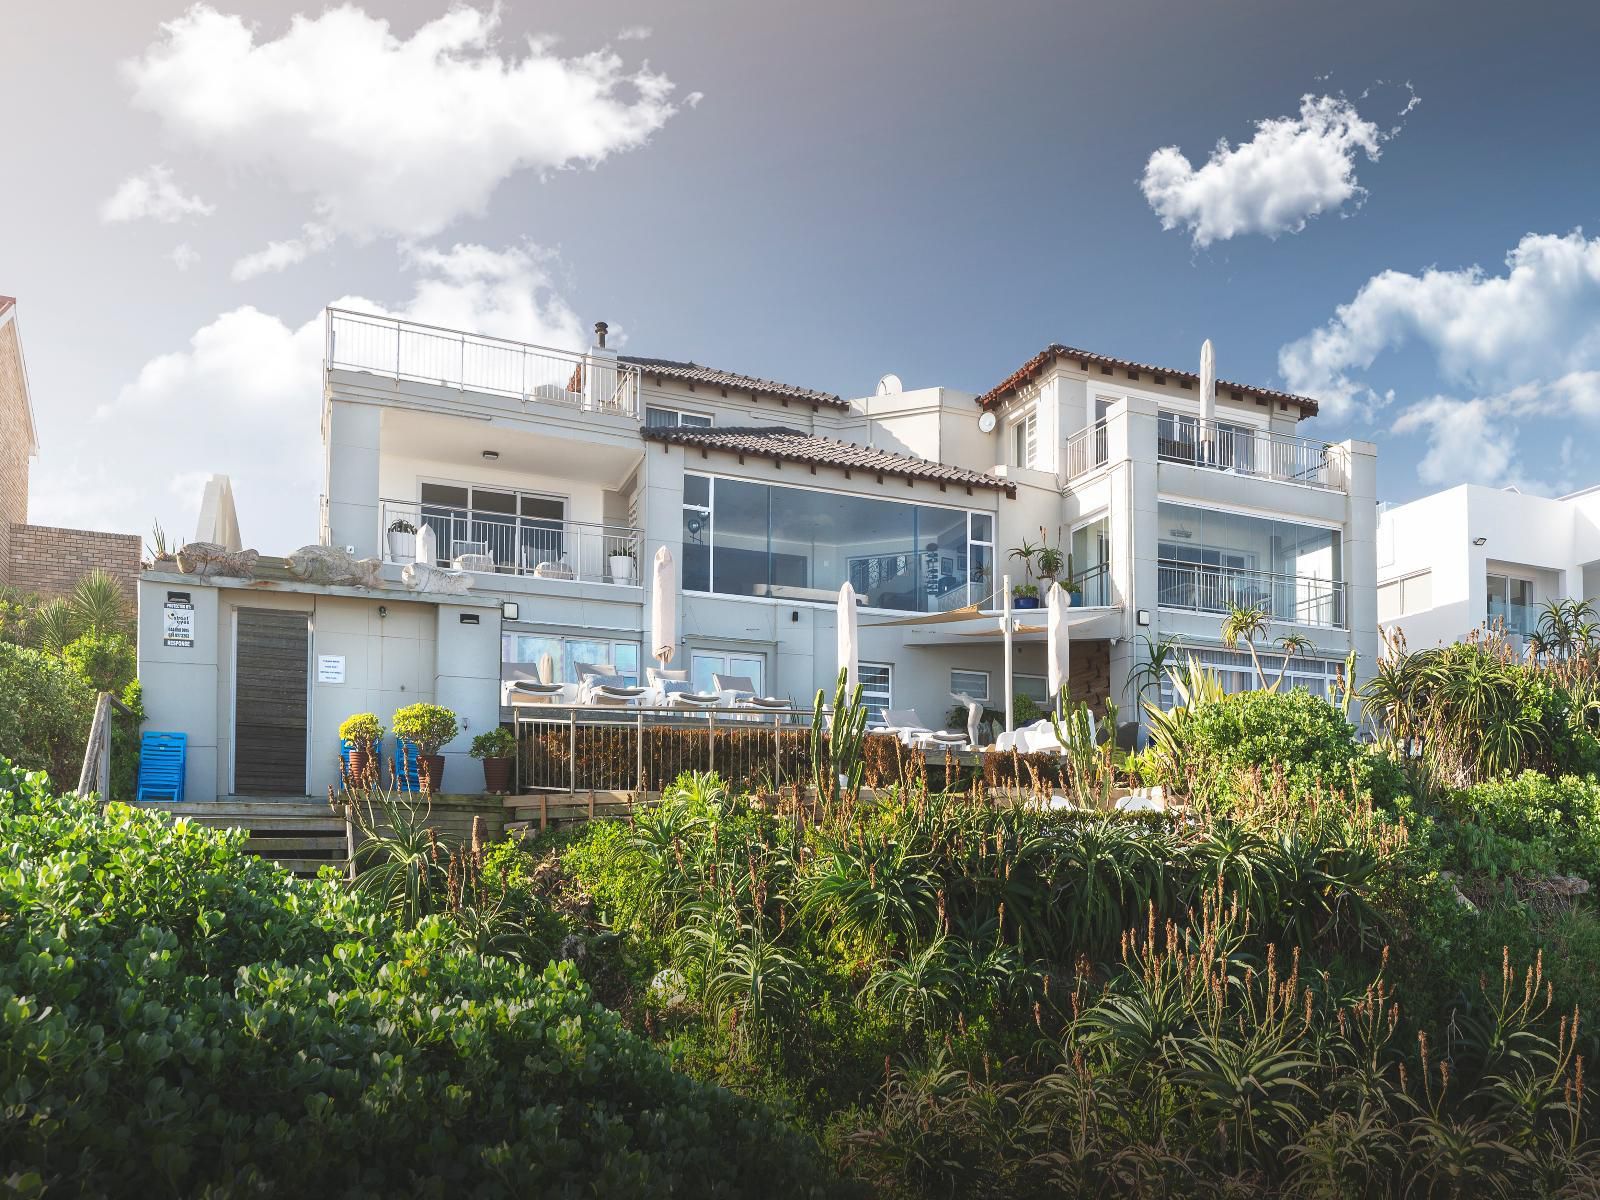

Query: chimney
593,321,608,349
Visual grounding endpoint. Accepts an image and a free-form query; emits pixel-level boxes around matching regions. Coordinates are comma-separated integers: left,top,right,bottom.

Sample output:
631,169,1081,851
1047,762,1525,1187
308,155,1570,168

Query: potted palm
387,518,417,561
339,712,384,784
390,702,459,792
470,725,516,794
1034,543,1064,583
609,544,637,585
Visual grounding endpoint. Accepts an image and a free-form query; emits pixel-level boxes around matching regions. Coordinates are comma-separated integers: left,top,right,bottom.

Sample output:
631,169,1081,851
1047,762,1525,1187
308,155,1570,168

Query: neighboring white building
138,311,1379,800
1378,484,1600,648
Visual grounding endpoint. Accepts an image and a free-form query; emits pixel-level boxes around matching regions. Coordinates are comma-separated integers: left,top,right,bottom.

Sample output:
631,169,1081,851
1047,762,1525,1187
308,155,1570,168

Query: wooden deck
127,798,353,877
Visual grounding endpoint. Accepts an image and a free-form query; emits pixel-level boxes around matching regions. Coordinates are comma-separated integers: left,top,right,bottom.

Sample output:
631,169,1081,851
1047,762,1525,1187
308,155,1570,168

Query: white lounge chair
877,707,933,746
501,679,573,706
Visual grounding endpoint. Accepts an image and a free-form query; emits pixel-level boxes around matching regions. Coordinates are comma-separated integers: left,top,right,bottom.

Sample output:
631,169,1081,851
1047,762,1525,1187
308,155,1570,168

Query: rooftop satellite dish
875,373,903,396
977,411,997,434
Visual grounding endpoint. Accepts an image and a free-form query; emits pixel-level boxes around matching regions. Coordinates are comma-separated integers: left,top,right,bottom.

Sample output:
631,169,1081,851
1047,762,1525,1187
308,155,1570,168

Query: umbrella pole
1002,573,1014,735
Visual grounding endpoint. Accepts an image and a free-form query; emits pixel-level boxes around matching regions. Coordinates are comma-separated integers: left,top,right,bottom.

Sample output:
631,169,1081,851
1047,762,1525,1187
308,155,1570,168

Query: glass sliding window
1157,648,1341,707
501,633,641,686
1487,573,1535,635
690,652,765,696
1157,502,1342,627
688,473,988,612
419,482,567,572
645,406,712,428
951,669,990,701
1070,516,1111,606
969,513,994,606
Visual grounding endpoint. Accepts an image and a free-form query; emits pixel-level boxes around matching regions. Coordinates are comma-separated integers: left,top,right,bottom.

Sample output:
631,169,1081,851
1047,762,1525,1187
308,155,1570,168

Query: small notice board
316,655,346,684
162,598,195,648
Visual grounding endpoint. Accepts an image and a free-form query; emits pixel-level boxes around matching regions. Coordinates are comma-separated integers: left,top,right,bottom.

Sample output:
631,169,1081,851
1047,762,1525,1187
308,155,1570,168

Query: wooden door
233,608,310,795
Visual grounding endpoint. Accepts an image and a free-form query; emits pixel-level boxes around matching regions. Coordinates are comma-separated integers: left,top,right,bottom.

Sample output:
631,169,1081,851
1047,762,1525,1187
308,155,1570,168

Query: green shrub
470,725,516,758
0,642,94,789
1429,771,1600,883
0,761,834,1197
337,710,384,750
390,702,458,755
61,630,135,694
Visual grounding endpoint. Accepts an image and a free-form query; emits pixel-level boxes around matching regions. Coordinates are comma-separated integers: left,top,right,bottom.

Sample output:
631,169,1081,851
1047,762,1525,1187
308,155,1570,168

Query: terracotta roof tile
640,425,1014,495
978,343,1320,416
621,355,845,408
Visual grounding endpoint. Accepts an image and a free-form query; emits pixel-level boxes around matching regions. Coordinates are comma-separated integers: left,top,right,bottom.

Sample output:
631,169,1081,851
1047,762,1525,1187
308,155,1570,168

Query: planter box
387,530,417,561
609,555,636,585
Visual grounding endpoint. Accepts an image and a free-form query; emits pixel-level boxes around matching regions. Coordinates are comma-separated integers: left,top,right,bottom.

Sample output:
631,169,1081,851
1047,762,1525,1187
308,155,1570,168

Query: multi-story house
135,309,1378,803
322,311,1376,732
1378,483,1600,647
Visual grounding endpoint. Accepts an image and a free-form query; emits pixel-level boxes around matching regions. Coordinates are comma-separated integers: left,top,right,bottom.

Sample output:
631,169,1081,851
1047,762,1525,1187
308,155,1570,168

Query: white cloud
616,26,652,41
100,164,214,223
123,4,689,266
230,224,334,280
34,242,582,549
169,242,200,271
1280,230,1600,420
1140,92,1403,247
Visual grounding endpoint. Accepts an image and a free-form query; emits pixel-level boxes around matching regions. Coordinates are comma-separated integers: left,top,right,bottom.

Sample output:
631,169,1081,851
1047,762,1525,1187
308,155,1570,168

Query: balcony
1064,421,1110,480
1158,423,1344,490
1157,559,1345,629
380,499,642,586
327,308,641,417
1488,597,1538,637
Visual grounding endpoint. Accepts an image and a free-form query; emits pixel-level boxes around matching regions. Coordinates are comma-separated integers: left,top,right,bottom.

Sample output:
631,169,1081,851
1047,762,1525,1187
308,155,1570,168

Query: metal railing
1068,561,1112,606
380,499,643,584
326,308,642,417
1158,423,1344,490
1488,598,1538,637
1064,420,1110,479
1157,559,1345,628
514,704,815,793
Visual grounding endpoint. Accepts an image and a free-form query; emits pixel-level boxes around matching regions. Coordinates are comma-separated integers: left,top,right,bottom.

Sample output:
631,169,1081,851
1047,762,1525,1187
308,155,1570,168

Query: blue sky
3,0,1598,549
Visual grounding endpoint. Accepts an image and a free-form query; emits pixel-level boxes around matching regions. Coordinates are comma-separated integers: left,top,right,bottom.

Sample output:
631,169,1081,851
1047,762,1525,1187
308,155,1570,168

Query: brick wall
0,319,30,589
7,523,142,600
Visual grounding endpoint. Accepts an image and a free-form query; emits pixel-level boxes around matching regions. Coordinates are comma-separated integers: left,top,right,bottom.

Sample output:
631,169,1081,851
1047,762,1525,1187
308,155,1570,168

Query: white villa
1378,483,1600,647
135,311,1377,800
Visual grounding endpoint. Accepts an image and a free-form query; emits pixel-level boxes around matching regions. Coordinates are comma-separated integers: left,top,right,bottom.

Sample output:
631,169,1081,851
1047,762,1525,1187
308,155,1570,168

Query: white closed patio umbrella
651,546,678,666
1047,583,1072,716
836,581,859,692
1199,338,1216,464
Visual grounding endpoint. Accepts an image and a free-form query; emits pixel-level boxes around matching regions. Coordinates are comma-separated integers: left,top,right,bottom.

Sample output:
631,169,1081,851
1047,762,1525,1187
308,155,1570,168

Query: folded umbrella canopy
651,546,678,665
1047,583,1071,714
837,581,859,691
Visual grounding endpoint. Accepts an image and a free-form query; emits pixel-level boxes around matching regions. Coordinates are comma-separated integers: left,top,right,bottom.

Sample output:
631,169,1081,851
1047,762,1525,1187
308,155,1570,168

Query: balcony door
419,482,566,573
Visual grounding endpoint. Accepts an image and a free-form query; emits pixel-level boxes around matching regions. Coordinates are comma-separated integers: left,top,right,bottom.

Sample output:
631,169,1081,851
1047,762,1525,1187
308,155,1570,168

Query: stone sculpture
285,545,383,589
176,542,259,580
401,562,473,595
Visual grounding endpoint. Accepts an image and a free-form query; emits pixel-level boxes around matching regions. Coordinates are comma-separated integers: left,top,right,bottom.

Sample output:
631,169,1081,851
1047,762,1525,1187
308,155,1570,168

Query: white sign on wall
162,599,194,648
316,655,346,684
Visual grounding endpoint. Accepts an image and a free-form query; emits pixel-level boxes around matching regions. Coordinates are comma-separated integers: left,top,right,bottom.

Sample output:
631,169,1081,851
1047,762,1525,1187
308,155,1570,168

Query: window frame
645,405,714,429
950,669,990,702
858,662,893,725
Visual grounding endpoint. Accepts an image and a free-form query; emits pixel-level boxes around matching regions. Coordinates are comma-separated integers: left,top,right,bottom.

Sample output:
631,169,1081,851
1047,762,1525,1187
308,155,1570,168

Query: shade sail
863,603,987,628
837,581,859,690
650,546,677,665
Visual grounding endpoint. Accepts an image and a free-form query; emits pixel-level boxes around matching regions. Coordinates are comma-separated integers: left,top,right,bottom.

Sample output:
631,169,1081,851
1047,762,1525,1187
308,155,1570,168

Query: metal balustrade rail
380,499,642,584
514,705,816,793
1064,421,1110,479
326,308,641,416
1157,423,1344,490
1157,559,1345,628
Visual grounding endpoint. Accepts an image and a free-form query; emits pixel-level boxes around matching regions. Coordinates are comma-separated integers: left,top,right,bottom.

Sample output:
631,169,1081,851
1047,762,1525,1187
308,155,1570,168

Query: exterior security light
502,601,520,621
1472,536,1487,546
1136,609,1151,627
482,450,500,460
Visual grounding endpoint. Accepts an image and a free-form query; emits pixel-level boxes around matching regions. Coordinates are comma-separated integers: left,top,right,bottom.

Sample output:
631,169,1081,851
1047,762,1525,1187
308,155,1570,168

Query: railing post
707,712,716,775
568,712,577,795
636,709,645,794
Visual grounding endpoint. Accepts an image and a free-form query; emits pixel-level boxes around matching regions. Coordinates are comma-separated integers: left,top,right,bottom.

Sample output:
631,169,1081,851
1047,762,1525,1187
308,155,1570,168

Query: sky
3,0,1599,552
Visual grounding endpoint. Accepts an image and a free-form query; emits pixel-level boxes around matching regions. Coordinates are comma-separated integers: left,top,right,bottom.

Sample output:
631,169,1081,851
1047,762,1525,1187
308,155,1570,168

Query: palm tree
30,597,80,655
71,569,129,636
1271,633,1317,691
1220,603,1272,688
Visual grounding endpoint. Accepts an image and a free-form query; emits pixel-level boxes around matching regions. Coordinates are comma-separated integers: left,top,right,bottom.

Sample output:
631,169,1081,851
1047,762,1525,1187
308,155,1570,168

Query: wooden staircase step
244,835,347,853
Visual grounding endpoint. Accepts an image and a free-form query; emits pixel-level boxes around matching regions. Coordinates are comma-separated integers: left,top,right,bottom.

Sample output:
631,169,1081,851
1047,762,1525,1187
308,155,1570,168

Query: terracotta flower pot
420,754,447,792
481,756,513,794
345,747,371,787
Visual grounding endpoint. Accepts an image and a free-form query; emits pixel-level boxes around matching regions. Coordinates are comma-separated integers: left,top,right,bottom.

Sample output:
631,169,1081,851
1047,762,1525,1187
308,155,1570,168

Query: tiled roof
620,355,846,408
978,343,1320,417
640,425,1015,495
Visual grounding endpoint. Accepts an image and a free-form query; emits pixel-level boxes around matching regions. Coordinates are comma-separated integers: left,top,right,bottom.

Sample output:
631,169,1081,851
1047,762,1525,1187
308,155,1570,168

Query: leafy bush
0,643,94,788
61,630,136,694
470,725,516,758
0,761,835,1197
390,701,458,755
337,710,384,750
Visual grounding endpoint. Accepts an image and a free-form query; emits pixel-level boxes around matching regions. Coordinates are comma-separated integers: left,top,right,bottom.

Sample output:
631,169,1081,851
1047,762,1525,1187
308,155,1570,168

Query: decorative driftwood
285,545,382,588
401,562,472,595
176,542,260,580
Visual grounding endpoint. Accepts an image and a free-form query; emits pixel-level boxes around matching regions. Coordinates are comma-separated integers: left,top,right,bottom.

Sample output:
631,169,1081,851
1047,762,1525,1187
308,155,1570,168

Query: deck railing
380,499,642,584
326,308,641,416
1158,423,1344,490
1157,559,1345,628
1064,421,1110,479
514,704,816,793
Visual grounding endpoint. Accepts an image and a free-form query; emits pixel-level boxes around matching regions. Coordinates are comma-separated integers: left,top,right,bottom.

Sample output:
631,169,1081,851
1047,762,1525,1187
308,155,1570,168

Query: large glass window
646,406,712,428
1070,516,1111,605
690,652,766,696
859,663,893,725
1158,648,1342,707
687,474,991,611
502,634,641,687
1487,573,1535,635
1157,502,1343,627
420,482,567,572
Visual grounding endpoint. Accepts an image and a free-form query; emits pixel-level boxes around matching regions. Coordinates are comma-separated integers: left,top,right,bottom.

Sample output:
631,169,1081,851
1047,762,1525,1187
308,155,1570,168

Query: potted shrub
1013,581,1041,609
470,725,516,794
391,702,459,792
338,712,384,783
1062,554,1084,606
610,544,638,585
387,518,418,561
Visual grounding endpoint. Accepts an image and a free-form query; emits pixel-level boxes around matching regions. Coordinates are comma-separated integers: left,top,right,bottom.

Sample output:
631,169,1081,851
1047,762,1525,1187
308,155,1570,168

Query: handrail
1157,421,1345,490
1064,420,1110,480
380,499,643,582
325,307,642,415
1156,558,1345,628
77,691,136,800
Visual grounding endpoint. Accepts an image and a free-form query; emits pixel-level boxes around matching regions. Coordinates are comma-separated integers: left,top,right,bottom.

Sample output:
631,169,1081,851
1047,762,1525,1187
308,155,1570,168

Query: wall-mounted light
482,450,500,461
791,610,799,622
459,613,480,625
1472,536,1487,546
1136,609,1151,627
502,601,520,621
377,605,388,619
